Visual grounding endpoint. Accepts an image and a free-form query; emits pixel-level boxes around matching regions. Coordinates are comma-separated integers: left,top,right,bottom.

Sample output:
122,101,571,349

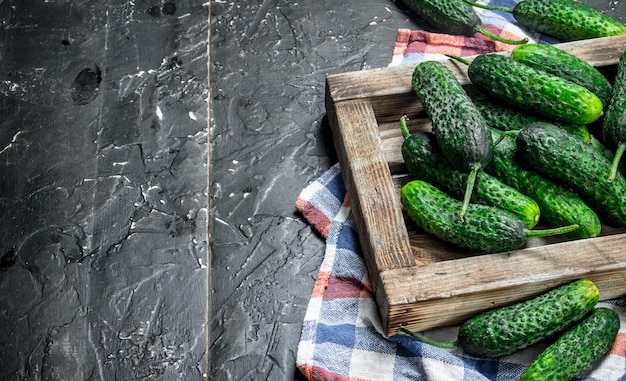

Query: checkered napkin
295,164,626,381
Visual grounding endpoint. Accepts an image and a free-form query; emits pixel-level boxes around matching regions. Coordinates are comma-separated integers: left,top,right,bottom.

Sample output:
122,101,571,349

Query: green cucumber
400,118,540,228
487,128,601,239
511,43,613,108
464,0,626,41
602,49,626,183
400,180,578,253
412,60,494,220
521,307,619,381
398,0,528,44
513,0,626,41
473,97,592,143
516,122,626,227
403,279,600,358
447,54,603,124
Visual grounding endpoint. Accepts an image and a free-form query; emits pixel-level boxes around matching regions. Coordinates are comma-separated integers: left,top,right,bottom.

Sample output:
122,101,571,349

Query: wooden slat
328,99,420,288
379,232,626,334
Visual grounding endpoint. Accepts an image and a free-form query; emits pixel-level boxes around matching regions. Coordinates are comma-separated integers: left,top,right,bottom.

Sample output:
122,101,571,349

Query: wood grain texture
380,233,626,334
325,35,626,336
327,99,418,288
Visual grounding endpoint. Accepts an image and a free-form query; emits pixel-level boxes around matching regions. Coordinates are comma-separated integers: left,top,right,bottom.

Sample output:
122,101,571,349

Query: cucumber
521,307,620,381
487,128,601,238
400,118,540,228
513,0,626,41
447,54,603,125
458,279,600,358
516,122,626,227
412,60,494,220
400,180,578,253
511,43,613,108
403,279,600,358
398,0,528,44
602,49,626,182
464,0,626,41
473,97,592,143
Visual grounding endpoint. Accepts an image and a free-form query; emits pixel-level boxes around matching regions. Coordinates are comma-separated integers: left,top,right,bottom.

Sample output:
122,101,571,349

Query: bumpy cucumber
448,54,603,124
516,122,626,227
487,128,601,238
521,307,619,381
465,0,626,41
400,180,578,253
398,0,527,44
511,43,613,107
602,49,626,182
513,0,626,41
400,119,540,228
458,279,599,358
412,61,494,219
473,97,591,143
403,279,600,358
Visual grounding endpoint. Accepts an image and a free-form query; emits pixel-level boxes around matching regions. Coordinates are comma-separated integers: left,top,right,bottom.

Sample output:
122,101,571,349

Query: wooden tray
325,34,626,336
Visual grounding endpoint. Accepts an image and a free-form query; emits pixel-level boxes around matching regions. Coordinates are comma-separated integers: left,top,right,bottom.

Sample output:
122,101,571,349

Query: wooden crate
325,34,626,336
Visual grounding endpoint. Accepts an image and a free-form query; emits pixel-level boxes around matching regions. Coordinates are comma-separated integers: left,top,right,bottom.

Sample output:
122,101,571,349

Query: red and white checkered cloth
389,0,557,66
296,164,626,381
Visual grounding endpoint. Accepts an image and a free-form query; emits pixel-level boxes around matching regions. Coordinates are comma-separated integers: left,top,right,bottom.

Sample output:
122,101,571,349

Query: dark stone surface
1,1,208,379
208,1,422,379
0,0,623,380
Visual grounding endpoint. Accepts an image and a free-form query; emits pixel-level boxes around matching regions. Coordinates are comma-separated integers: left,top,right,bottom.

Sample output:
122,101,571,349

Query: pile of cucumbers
402,279,621,381
401,43,626,254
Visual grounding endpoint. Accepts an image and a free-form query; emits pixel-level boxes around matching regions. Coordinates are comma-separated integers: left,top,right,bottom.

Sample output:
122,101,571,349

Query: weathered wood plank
328,99,420,288
379,232,626,334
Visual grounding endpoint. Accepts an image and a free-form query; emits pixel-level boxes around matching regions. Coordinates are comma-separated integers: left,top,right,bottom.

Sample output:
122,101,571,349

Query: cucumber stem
400,115,411,139
524,224,579,238
445,54,471,66
477,27,529,45
401,328,458,349
608,143,625,182
462,0,513,12
460,164,481,221
492,130,519,147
